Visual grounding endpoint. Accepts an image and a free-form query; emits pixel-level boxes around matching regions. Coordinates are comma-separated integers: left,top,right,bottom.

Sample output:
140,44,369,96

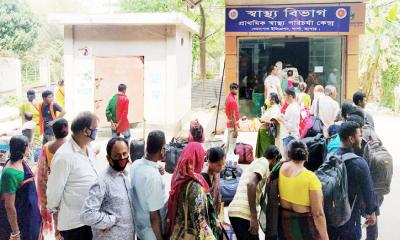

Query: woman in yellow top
278,140,328,240
36,118,69,240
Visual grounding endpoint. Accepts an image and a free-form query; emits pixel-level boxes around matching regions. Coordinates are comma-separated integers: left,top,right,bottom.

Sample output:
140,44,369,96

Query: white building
49,13,198,135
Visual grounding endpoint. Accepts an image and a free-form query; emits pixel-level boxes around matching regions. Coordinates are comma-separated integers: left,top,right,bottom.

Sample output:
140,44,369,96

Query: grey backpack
315,152,358,227
362,127,393,195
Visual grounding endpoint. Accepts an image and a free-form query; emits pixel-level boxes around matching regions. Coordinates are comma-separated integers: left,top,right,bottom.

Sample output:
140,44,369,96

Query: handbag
305,99,324,138
171,182,195,240
268,123,277,139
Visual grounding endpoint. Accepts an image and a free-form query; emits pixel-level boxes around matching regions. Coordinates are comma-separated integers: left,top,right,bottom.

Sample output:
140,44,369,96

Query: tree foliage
359,0,400,99
120,0,225,78
381,63,400,110
120,0,185,12
0,0,39,56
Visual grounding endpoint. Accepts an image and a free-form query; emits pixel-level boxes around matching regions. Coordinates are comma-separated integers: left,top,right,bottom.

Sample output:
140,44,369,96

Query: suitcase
234,143,254,164
130,139,145,162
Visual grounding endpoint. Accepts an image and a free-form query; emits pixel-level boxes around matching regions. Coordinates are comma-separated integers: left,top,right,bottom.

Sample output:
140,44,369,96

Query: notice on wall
314,66,324,73
226,6,351,32
73,59,94,111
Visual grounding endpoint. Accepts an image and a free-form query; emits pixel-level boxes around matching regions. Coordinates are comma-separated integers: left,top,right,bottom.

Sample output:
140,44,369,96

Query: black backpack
362,127,393,195
315,152,358,227
165,138,186,174
301,133,327,171
130,139,145,162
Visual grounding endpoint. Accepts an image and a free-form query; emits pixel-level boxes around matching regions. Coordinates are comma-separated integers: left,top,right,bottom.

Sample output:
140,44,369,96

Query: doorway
238,37,344,118
94,57,144,127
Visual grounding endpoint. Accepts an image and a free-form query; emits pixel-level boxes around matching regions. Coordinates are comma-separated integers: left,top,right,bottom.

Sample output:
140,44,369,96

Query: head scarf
166,142,209,237
188,119,205,143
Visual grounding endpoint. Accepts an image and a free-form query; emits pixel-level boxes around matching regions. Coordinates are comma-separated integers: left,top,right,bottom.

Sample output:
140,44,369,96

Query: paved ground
370,113,400,239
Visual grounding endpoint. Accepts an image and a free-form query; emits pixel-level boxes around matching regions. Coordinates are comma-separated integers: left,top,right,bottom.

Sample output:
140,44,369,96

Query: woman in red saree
167,142,217,240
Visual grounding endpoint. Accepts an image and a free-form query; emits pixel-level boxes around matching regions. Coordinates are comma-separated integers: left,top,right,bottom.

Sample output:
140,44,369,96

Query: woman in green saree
256,93,283,158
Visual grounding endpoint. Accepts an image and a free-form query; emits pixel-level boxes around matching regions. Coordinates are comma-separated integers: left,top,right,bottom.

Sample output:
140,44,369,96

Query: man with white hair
315,85,340,130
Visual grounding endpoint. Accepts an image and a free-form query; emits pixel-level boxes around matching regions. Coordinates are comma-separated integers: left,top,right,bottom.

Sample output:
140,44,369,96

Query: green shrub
0,95,21,107
381,63,400,110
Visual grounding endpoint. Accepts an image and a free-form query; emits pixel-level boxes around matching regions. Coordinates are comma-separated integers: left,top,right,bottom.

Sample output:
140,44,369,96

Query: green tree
381,63,400,110
0,0,39,56
120,0,225,80
359,0,400,99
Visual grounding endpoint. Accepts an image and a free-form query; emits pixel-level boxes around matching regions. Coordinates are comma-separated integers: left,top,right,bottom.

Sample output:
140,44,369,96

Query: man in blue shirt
131,130,168,240
328,121,377,240
327,103,362,154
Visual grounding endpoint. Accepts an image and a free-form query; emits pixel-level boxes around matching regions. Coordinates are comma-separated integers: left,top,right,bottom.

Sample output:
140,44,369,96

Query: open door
94,57,144,127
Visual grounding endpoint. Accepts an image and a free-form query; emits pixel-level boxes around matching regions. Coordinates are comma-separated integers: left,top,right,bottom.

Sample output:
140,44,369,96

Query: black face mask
110,157,129,172
27,95,35,102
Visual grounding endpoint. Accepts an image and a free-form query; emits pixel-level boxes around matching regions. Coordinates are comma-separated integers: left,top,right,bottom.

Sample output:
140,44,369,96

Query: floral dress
170,180,217,240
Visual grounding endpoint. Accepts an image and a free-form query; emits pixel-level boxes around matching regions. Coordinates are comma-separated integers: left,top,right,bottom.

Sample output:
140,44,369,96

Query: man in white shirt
316,85,340,130
282,87,300,147
131,130,168,240
311,85,325,115
47,111,99,240
264,65,283,101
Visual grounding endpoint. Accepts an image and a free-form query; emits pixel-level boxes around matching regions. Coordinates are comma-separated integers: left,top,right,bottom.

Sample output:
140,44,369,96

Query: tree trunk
199,4,206,80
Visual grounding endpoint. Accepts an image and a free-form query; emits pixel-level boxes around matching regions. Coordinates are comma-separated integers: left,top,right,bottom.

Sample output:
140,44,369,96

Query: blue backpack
220,167,240,204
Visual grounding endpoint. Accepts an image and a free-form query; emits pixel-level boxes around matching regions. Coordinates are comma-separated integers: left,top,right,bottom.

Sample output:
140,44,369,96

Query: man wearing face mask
80,137,135,240
131,130,168,240
46,111,99,240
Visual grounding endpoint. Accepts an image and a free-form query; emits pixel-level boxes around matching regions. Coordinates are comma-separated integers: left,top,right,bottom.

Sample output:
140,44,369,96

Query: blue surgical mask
88,128,97,141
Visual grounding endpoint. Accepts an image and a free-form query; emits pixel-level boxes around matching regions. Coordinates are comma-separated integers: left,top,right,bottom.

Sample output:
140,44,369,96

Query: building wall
0,58,22,97
63,25,192,133
224,2,365,100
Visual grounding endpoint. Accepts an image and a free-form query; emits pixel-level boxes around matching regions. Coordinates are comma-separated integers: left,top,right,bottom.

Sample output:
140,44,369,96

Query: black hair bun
293,148,307,160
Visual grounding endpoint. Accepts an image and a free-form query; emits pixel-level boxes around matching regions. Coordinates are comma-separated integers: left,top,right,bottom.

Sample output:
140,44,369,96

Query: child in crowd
298,82,311,108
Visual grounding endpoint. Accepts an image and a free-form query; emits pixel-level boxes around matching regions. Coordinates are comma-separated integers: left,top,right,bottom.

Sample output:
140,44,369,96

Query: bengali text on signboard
226,6,351,32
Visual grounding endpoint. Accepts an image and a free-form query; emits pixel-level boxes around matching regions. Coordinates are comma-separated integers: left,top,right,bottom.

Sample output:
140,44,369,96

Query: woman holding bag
256,92,283,157
167,142,217,240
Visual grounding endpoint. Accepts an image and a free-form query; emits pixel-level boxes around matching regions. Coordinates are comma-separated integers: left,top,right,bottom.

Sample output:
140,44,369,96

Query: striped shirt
228,158,269,221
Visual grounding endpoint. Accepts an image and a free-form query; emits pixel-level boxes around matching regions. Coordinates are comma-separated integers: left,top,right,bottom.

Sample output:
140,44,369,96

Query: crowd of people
0,72,391,240
224,67,390,240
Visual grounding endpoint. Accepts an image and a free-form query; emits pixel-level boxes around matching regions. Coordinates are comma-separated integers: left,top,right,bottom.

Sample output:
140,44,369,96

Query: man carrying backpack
358,123,392,240
327,121,377,240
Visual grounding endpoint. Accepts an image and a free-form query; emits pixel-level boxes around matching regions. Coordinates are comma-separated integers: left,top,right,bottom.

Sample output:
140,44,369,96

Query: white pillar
39,58,51,87
64,26,74,121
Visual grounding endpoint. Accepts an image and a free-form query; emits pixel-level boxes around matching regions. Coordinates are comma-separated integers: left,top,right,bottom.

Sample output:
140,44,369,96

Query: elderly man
314,85,340,131
47,111,99,240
